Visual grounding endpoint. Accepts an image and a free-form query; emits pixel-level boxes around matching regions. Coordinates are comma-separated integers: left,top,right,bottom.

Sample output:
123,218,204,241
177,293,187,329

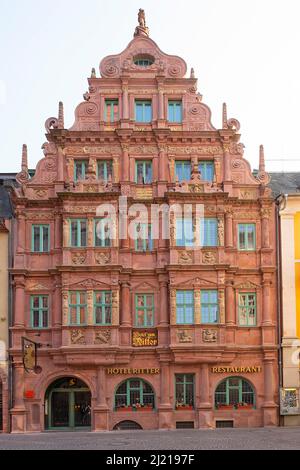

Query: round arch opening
45,377,91,431
113,421,143,431
215,376,256,409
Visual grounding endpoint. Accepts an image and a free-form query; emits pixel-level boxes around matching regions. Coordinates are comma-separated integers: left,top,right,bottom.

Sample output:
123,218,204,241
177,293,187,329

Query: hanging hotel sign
106,368,160,375
22,337,38,373
132,330,158,348
211,366,262,374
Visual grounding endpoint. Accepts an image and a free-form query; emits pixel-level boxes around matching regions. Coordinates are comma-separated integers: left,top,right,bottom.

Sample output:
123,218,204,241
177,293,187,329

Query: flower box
235,404,254,410
176,405,194,411
217,405,233,410
117,407,132,412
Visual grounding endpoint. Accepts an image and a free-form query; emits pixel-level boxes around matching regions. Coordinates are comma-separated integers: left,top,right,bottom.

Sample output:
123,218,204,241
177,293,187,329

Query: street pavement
0,427,300,450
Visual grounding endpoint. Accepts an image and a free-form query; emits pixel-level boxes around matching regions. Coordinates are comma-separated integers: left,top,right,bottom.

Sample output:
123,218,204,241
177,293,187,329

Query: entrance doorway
45,377,91,431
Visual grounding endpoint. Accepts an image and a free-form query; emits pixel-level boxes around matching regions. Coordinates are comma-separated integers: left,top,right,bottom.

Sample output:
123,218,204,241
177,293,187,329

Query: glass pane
145,163,152,183
42,296,48,308
75,162,86,181
239,225,246,249
71,222,77,246
95,307,102,324
42,310,48,328
146,295,153,307
136,163,144,183
185,306,194,323
70,307,77,325
74,392,91,427
33,227,40,252
33,311,40,328
51,392,69,428
185,383,194,406
42,227,49,252
175,104,182,122
80,306,86,324
33,297,40,309
80,292,86,304
105,306,112,324
201,306,209,323
176,307,184,324
146,309,153,326
80,222,87,247
229,388,239,405
136,310,145,327
185,291,194,304
144,103,152,122
136,103,144,122
247,226,255,249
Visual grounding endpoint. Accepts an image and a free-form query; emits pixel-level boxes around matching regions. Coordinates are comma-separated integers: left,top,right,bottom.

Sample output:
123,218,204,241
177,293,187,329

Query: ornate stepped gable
13,11,270,202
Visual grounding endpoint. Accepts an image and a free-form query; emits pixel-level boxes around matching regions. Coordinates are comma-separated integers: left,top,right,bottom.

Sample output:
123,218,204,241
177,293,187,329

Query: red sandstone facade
10,13,278,432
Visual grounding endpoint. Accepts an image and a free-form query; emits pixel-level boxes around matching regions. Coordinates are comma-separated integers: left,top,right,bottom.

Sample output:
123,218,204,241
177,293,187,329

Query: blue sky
1,0,299,172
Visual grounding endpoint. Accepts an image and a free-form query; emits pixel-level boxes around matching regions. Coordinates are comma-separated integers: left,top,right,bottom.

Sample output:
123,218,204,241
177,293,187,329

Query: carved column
87,290,94,325
194,290,201,324
168,156,175,183
87,217,94,248
63,219,70,247
261,208,271,249
112,289,120,326
54,211,62,250
225,282,235,326
14,278,25,327
263,359,275,405
57,146,64,181
225,209,233,248
16,212,26,253
13,363,25,408
219,289,225,324
113,156,119,183
53,277,61,328
62,290,69,326
159,281,169,326
160,362,171,406
158,88,164,120
223,143,231,181
262,281,272,325
121,282,131,327
158,145,166,181
170,288,177,325
199,364,211,407
122,144,129,182
97,366,107,407
217,217,225,247
122,84,129,120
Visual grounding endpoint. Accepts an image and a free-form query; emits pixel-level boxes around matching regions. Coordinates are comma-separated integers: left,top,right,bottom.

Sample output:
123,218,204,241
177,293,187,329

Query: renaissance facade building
10,12,278,432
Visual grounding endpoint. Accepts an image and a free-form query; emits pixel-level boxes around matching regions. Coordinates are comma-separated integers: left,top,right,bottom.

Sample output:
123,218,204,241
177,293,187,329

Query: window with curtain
74,161,88,182
238,293,257,326
94,219,111,247
94,291,112,325
176,291,194,324
70,220,87,247
135,294,154,327
115,379,155,409
175,374,195,408
176,218,194,247
215,377,255,408
175,161,191,182
97,160,113,182
68,292,87,325
104,100,119,123
135,161,152,184
201,290,219,323
135,100,152,122
31,295,49,328
32,225,50,253
135,223,153,251
199,161,214,181
238,224,256,251
168,101,182,123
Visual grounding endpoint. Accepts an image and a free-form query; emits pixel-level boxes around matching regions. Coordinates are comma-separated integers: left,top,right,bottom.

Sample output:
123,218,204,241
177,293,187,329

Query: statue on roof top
134,9,150,37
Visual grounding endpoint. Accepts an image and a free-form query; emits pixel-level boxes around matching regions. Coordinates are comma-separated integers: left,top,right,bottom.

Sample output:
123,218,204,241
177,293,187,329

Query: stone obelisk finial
58,101,64,129
259,144,265,173
16,144,30,185
21,144,28,173
222,103,228,129
134,9,150,37
91,68,96,78
190,68,195,79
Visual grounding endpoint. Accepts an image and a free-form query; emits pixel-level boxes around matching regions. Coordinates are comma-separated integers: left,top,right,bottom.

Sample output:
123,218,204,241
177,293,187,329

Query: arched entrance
113,421,143,431
0,380,2,432
45,377,91,431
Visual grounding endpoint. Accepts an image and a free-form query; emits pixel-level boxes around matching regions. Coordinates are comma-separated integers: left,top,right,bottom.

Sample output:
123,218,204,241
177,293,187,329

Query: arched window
215,377,255,409
115,379,155,410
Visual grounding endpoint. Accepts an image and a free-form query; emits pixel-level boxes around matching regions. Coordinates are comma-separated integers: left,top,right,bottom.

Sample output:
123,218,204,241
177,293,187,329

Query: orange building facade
10,12,278,432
